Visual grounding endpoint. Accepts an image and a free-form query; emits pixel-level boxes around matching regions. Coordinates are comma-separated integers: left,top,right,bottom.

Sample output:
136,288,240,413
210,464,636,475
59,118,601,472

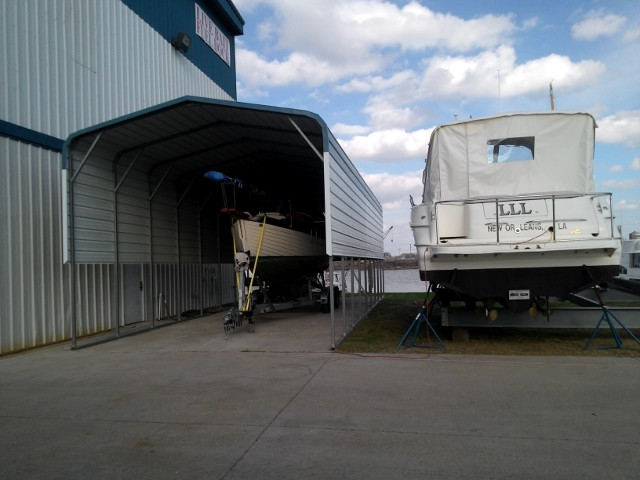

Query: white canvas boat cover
423,112,596,203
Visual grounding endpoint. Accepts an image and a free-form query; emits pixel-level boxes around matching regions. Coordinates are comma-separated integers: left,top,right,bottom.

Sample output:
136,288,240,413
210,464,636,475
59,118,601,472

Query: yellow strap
243,219,267,311
231,224,241,296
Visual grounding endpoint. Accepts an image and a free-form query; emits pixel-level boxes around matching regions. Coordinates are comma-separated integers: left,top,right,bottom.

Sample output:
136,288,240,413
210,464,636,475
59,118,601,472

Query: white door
123,264,143,325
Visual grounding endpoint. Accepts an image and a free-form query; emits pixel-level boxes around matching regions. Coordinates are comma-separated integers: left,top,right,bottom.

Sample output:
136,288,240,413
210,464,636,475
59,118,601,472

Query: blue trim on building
121,0,244,99
0,120,63,152
204,0,245,33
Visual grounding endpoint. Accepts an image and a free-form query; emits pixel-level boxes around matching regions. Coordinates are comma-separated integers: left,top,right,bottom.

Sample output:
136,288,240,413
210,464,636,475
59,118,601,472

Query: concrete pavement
1,309,638,479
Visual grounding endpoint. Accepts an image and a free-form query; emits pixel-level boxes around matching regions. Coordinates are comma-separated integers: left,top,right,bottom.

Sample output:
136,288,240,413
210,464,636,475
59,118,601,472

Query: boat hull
231,218,327,289
232,217,326,257
411,196,622,310
420,263,619,302
414,239,621,310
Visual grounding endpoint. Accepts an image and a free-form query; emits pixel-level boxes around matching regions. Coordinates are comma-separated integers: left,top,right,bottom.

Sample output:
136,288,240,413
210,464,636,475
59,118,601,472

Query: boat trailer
433,277,640,349
224,248,340,336
437,278,638,326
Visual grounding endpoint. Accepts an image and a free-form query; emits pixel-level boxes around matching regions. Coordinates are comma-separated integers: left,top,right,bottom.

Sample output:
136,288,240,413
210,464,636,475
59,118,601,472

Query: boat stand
585,287,640,350
396,289,445,350
585,305,640,350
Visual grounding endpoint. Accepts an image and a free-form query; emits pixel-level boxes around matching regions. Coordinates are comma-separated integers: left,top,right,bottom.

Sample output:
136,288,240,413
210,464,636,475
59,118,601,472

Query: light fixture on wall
171,32,191,53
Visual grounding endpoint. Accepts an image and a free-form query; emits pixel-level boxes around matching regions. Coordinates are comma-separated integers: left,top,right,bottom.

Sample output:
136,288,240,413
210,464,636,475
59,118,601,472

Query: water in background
335,268,428,293
384,268,428,293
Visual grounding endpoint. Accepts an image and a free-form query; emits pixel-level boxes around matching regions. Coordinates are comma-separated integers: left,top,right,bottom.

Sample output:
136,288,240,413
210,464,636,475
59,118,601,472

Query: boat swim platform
439,283,640,329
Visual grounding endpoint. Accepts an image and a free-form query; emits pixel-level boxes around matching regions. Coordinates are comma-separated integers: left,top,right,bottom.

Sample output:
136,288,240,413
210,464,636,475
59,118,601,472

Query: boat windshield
487,136,535,163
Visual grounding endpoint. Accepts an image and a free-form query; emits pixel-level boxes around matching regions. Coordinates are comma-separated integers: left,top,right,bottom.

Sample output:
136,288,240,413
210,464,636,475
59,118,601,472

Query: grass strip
337,293,640,357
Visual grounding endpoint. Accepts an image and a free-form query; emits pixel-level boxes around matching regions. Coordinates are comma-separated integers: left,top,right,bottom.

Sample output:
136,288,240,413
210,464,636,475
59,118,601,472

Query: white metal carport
63,96,384,349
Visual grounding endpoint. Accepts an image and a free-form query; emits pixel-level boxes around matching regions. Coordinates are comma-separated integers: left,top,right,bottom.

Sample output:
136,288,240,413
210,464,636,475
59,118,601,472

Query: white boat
410,111,621,312
231,211,325,258
204,171,332,314
619,232,640,282
203,170,330,290
227,210,328,289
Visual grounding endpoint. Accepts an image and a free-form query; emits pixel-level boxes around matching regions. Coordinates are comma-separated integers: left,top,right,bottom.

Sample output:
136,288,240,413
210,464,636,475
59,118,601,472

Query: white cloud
360,170,424,208
521,17,539,30
571,10,626,41
335,44,610,163
339,128,433,163
360,171,423,252
231,0,262,12
602,178,640,190
631,158,640,170
364,45,606,105
501,54,605,97
339,2,517,52
417,46,516,99
235,0,519,93
308,90,330,105
615,200,639,212
597,110,640,148
236,49,382,93
237,2,607,107
363,99,426,131
609,165,624,173
331,123,370,136
623,26,640,43
336,70,417,95
252,0,517,55
334,78,375,94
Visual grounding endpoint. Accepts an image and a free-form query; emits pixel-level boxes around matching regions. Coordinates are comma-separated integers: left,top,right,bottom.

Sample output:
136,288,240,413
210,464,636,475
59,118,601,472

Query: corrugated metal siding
151,190,180,263
0,136,235,353
1,0,233,140
178,198,202,264
1,1,240,354
74,263,116,335
0,138,125,351
1,139,69,351
64,133,237,335
68,141,117,264
116,164,152,264
326,132,384,259
153,263,234,317
67,136,227,266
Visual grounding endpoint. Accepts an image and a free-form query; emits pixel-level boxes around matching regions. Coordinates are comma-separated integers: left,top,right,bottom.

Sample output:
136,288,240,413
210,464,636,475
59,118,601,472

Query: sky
231,0,640,254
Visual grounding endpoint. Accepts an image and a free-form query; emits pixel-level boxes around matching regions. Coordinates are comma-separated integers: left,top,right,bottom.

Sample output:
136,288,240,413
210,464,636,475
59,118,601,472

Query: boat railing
434,192,616,246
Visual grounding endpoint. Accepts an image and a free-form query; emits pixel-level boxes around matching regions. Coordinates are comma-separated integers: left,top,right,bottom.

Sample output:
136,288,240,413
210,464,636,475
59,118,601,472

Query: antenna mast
498,69,501,112
549,82,555,111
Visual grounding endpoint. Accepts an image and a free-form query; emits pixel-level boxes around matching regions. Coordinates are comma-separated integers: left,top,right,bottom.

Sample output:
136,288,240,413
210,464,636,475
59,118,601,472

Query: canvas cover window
487,136,535,163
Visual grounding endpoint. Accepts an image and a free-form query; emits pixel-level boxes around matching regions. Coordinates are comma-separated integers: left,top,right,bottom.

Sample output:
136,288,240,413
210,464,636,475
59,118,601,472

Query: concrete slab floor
1,311,638,479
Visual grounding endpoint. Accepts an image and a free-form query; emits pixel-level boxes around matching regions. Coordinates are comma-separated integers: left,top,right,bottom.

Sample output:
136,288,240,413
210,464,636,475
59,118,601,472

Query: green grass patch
337,293,640,357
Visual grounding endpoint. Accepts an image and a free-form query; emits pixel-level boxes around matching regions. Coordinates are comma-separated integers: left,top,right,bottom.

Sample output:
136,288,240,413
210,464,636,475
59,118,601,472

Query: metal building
1,0,383,354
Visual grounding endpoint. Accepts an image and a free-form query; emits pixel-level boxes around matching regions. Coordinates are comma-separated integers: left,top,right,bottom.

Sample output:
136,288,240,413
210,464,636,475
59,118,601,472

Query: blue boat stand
396,288,445,350
585,304,640,350
585,285,640,350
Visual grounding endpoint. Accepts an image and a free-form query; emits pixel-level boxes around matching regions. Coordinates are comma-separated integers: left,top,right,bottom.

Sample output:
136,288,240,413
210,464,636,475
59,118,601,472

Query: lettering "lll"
498,202,532,216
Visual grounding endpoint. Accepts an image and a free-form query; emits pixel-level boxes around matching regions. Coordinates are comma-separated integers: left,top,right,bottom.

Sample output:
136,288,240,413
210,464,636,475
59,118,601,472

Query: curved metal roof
64,96,328,216
64,96,383,264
